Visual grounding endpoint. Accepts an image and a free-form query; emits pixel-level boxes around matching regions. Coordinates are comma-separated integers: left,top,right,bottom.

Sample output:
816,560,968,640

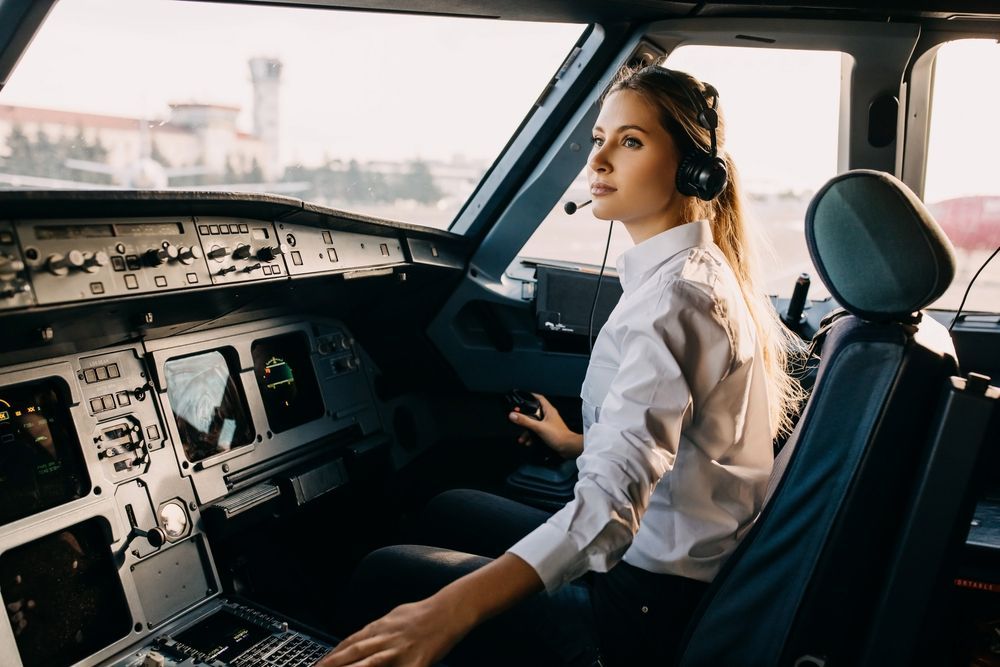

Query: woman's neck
623,216,686,245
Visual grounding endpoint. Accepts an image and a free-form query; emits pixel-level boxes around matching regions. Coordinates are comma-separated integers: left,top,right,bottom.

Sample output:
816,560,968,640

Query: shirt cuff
506,522,583,593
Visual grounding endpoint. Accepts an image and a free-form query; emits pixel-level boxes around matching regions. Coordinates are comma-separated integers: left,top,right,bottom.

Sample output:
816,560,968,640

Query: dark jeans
334,489,708,667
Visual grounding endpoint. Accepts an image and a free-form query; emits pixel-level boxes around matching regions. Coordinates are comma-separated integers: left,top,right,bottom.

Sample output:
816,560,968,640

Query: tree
397,159,442,204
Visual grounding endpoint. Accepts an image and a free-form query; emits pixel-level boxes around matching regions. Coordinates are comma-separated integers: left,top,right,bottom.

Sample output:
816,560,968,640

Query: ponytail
709,155,807,438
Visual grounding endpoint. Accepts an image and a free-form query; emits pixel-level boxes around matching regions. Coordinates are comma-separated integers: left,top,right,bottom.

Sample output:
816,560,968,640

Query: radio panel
195,217,288,285
17,217,213,303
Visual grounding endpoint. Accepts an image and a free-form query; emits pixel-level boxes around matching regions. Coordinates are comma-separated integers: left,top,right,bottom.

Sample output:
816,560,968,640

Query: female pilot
318,63,803,667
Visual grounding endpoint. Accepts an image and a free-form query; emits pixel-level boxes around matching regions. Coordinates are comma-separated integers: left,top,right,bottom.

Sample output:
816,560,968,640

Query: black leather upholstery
805,170,955,321
675,171,959,666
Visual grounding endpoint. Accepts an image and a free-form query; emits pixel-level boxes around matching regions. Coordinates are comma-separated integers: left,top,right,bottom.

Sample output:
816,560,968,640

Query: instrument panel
1,216,407,309
0,192,462,665
0,317,383,667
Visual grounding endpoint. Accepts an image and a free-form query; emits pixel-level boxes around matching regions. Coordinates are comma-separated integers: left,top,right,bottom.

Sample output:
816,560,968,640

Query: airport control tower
249,57,282,181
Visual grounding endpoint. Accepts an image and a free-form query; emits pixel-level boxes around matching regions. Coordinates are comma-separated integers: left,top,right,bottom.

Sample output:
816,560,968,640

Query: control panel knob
256,244,289,262
232,244,252,260
0,281,30,299
0,255,25,279
218,265,237,276
142,527,167,549
141,651,166,667
243,262,262,273
178,245,204,265
143,245,178,266
82,250,110,273
46,250,86,276
207,246,228,261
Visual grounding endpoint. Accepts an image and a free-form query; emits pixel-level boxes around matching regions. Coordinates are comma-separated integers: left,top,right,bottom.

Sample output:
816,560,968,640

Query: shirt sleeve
507,278,735,592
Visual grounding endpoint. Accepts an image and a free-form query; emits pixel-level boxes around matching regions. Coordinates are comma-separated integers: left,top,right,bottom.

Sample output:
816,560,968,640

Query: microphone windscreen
563,201,578,215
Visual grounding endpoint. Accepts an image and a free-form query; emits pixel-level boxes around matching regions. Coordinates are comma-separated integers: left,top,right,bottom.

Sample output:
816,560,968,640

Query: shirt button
641,605,649,614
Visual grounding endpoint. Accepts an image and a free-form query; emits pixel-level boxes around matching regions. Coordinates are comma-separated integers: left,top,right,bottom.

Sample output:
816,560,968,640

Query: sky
2,0,583,167
1,0,997,203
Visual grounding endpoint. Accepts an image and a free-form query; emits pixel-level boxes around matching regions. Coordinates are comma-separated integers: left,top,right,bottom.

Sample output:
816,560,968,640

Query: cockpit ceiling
207,0,1000,23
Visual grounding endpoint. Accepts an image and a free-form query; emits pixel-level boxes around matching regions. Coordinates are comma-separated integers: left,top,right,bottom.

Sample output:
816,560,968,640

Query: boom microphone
564,199,592,215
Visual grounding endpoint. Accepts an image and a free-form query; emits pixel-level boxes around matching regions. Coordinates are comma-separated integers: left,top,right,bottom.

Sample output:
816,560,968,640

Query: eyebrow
593,124,649,134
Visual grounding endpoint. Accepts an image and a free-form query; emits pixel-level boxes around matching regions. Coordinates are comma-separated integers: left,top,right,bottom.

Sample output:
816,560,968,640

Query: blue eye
591,136,604,147
623,136,642,148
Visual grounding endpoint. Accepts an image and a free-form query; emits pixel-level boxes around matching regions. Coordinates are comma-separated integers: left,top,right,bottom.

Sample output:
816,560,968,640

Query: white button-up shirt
508,219,774,592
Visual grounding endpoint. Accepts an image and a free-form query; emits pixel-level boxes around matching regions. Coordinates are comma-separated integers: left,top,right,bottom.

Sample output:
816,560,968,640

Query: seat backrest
676,170,959,667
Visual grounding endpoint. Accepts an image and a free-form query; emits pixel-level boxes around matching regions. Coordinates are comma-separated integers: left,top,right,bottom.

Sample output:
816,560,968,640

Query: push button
84,368,98,384
322,231,333,244
95,366,109,381
111,256,126,272
239,224,249,233
327,248,338,262
146,424,160,440
89,397,104,412
186,273,198,284
291,251,303,266
124,274,139,290
101,394,115,410
108,363,120,379
154,276,167,287
116,391,131,407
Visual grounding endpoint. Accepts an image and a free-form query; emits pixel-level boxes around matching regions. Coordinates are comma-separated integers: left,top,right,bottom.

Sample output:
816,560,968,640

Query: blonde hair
605,64,806,438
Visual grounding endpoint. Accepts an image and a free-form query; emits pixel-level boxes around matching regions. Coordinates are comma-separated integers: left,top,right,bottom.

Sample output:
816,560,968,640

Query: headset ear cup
675,150,701,198
676,150,728,201
700,155,729,201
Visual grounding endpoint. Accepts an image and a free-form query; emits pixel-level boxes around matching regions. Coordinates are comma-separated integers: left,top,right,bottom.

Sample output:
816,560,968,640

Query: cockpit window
924,39,1000,313
517,45,843,299
0,0,583,231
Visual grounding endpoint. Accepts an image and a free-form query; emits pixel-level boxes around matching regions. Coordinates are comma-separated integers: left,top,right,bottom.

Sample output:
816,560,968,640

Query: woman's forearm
564,431,584,458
432,553,544,627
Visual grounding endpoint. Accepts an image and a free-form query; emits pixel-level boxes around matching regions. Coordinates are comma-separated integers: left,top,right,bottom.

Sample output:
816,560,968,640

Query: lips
590,183,617,196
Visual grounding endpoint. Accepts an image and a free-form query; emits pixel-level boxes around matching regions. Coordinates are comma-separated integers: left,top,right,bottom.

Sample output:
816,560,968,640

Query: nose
588,143,611,174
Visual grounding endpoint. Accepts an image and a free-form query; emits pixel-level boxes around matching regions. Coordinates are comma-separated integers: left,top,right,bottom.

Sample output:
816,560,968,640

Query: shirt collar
615,219,714,293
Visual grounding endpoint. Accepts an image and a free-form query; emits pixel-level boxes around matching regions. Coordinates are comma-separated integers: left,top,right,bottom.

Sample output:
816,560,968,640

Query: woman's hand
510,392,583,459
316,594,474,667
317,554,543,667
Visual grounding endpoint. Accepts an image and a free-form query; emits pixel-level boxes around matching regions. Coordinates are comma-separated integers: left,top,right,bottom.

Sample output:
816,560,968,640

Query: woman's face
588,89,686,239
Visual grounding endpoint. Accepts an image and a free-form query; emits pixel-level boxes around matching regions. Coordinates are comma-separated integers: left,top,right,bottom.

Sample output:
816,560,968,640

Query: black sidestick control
506,389,543,421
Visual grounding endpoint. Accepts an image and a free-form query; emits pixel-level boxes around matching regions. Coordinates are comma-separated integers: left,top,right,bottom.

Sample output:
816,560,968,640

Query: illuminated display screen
164,350,254,463
173,608,272,661
113,222,184,236
0,379,90,526
0,519,131,667
251,332,324,433
34,222,183,239
35,224,115,239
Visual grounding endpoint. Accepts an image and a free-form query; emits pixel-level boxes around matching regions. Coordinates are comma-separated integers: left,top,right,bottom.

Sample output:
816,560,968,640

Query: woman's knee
337,545,491,634
417,489,553,557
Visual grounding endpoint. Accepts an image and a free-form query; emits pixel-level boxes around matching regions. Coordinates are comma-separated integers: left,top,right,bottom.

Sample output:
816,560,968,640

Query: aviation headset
652,67,729,202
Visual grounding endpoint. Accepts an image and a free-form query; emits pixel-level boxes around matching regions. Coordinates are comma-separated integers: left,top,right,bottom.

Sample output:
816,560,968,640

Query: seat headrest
805,170,956,322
